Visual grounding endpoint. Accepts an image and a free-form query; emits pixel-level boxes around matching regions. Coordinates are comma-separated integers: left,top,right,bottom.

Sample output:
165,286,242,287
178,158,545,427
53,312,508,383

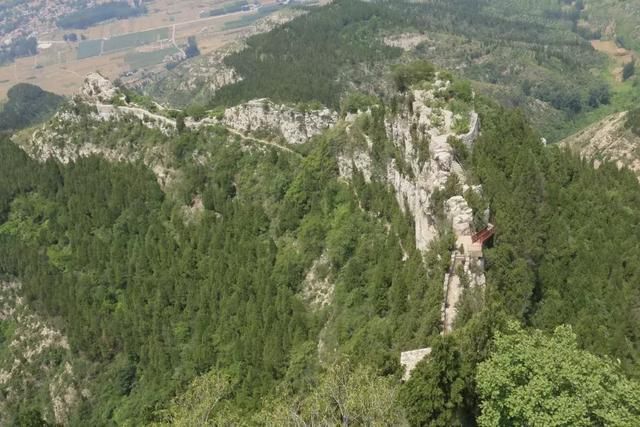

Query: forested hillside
2,0,640,425
206,0,638,141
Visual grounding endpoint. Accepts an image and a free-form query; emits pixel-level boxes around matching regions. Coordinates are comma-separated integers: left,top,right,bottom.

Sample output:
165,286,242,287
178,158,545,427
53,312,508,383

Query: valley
0,0,322,98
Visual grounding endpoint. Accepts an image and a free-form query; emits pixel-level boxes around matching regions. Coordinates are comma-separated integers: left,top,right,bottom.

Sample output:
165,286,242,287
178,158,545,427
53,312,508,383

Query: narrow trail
100,101,303,158
224,127,302,157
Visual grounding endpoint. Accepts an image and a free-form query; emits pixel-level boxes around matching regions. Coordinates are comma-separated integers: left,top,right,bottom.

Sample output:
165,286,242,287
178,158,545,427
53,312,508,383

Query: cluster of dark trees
625,107,640,136
57,1,146,30
0,36,37,66
624,60,636,81
3,0,640,423
0,84,63,132
184,36,200,59
398,97,640,425
63,33,79,42
213,0,403,108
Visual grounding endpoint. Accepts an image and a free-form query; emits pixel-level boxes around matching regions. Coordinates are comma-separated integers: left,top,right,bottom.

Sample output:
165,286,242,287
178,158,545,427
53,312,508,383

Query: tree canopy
477,322,640,427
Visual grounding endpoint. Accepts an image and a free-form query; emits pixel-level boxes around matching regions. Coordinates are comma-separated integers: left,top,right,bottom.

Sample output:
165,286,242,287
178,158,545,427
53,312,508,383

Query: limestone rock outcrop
384,32,430,51
445,196,474,236
561,111,640,180
383,85,477,250
223,99,338,145
339,83,480,251
400,347,432,381
0,281,82,426
79,72,117,103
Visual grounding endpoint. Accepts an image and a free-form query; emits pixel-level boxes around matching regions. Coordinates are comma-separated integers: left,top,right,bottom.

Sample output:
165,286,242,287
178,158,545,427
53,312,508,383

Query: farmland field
223,4,284,30
203,1,249,18
77,40,102,59
125,46,179,69
103,27,169,53
0,0,329,99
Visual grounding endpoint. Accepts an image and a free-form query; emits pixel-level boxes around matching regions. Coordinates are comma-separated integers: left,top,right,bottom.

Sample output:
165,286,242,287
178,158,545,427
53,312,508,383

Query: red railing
472,224,495,244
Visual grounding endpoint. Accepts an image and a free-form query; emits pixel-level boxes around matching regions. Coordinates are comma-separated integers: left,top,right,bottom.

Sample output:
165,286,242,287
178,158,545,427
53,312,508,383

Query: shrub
392,60,436,92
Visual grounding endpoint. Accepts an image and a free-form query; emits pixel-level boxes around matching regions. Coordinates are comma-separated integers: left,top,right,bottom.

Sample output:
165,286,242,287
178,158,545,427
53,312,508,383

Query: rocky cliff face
79,72,117,103
385,83,478,251
0,281,85,425
17,73,340,190
339,85,481,251
223,99,339,145
561,111,640,179
17,109,177,188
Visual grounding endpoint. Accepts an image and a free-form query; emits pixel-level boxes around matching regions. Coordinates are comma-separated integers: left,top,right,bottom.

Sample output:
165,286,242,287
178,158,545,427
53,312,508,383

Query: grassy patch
222,4,284,30
103,27,169,53
77,39,102,59
125,47,179,69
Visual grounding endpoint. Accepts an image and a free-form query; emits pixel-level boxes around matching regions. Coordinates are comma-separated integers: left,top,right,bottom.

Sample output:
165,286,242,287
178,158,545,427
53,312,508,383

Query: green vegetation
624,60,636,81
0,107,442,423
0,84,63,133
103,28,169,53
76,39,102,59
626,108,640,136
477,323,640,426
0,36,37,65
471,101,640,375
340,91,379,115
392,61,436,92
78,29,171,60
201,0,248,17
125,47,179,69
4,84,640,424
585,0,640,51
57,1,145,29
206,0,635,140
399,98,640,425
213,0,402,108
5,0,640,424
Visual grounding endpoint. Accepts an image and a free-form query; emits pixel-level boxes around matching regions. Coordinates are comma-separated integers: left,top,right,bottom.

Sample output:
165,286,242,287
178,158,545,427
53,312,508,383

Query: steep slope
4,1,640,424
0,281,87,425
0,64,490,423
584,0,640,51
560,111,640,178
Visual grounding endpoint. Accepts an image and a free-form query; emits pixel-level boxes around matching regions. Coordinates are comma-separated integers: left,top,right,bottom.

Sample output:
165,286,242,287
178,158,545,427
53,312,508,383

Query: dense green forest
0,112,446,423
211,0,637,140
3,0,640,424
3,93,640,424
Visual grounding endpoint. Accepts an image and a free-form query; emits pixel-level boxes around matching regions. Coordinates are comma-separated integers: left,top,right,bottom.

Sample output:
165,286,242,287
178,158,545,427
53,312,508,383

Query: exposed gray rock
338,83,480,251
400,347,432,381
384,33,430,51
79,72,117,103
223,99,338,145
301,253,334,309
338,150,373,183
445,196,474,236
0,281,80,425
382,87,477,251
460,111,480,149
